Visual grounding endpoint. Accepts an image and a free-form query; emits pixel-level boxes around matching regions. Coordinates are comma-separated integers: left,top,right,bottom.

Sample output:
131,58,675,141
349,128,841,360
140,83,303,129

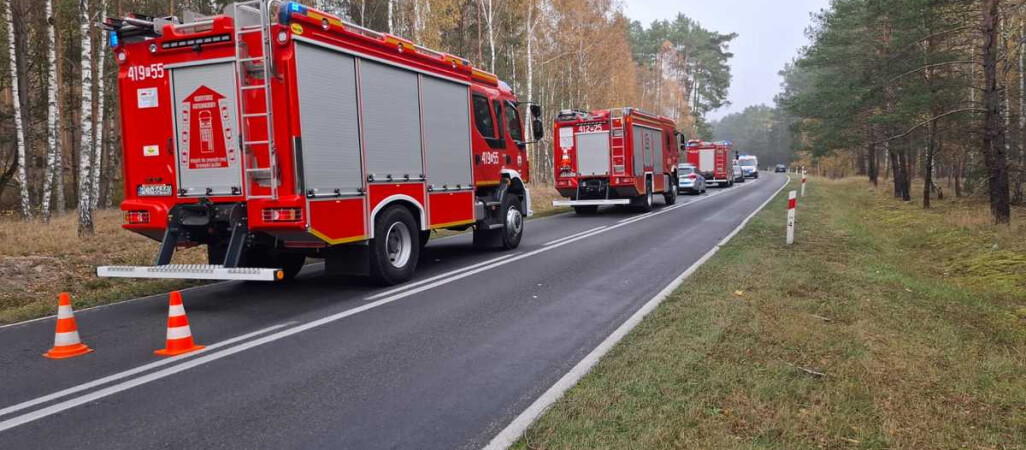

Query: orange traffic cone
154,291,205,357
44,293,94,359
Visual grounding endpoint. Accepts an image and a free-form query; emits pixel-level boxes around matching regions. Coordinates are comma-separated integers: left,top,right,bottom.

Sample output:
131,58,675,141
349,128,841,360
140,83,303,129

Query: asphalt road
0,173,786,449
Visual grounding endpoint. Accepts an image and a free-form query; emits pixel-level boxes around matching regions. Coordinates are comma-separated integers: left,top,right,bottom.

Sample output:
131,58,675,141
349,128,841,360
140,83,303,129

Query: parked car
775,164,787,173
733,164,745,183
677,164,706,194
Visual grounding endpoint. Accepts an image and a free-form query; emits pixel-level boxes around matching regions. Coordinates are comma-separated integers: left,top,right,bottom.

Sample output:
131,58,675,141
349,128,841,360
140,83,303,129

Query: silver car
678,164,707,194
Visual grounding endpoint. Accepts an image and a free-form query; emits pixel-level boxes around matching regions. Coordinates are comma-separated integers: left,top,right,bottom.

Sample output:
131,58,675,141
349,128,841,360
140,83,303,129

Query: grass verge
0,210,207,325
515,177,1025,449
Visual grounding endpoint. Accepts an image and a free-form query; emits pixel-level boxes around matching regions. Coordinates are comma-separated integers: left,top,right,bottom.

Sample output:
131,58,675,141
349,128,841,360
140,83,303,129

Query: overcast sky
623,0,830,121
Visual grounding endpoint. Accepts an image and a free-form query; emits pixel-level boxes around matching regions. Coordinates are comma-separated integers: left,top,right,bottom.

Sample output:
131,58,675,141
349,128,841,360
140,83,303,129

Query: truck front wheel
473,193,524,250
500,194,524,249
369,206,420,285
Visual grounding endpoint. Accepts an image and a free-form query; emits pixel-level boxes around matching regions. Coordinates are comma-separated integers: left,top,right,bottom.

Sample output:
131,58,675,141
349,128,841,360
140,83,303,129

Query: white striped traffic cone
43,293,94,359
154,291,205,357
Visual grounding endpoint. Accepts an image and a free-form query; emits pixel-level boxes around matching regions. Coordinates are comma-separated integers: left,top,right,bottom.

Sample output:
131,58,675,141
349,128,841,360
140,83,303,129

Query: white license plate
137,184,173,197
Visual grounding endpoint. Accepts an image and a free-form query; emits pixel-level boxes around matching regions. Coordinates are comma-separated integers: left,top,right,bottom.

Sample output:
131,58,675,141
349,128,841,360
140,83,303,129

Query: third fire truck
686,140,735,187
552,108,682,214
96,1,543,285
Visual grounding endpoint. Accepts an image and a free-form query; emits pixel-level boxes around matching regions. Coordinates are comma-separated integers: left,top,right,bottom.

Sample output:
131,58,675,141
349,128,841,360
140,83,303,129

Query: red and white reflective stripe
53,330,82,347
168,304,186,317
166,325,193,340
56,305,74,319
787,190,797,245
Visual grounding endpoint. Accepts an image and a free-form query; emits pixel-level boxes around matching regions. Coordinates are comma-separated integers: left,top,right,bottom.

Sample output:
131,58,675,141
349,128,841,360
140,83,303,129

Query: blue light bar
108,31,119,48
278,2,307,24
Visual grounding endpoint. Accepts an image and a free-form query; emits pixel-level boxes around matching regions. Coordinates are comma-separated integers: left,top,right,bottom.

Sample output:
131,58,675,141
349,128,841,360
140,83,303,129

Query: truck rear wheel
573,205,599,215
634,179,654,213
369,206,420,286
663,177,678,205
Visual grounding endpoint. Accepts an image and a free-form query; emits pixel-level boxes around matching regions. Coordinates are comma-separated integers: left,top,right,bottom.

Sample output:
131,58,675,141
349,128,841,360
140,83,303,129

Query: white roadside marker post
787,190,797,245
801,170,807,197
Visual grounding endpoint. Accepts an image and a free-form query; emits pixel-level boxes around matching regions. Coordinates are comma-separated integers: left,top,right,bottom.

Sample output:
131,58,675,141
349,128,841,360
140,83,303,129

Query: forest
722,0,1025,225
0,0,735,235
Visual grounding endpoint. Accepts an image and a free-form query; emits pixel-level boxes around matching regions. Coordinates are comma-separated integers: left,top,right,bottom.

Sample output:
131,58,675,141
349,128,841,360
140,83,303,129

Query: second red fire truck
96,1,543,285
686,140,735,187
552,108,682,214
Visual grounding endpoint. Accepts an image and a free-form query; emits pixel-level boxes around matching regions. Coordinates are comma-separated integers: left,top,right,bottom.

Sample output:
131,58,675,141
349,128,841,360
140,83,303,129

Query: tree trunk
6,0,31,219
387,0,394,34
41,0,62,222
889,145,901,198
524,0,535,179
868,141,879,186
89,0,107,210
1017,9,1026,204
924,120,937,208
900,147,912,201
954,156,963,197
78,0,95,236
55,18,66,216
981,0,1012,224
475,0,495,72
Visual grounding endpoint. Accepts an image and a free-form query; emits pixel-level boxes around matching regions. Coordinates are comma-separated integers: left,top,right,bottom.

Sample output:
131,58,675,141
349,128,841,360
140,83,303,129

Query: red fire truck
552,108,681,214
96,1,543,285
686,140,735,187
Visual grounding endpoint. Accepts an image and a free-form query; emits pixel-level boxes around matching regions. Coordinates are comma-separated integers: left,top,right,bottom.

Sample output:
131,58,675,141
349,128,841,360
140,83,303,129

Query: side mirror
532,117,545,140
530,104,542,118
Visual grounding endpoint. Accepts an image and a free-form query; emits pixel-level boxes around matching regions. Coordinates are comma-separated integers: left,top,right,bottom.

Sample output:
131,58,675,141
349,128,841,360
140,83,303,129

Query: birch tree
89,0,106,210
41,0,62,222
78,0,94,235
477,0,495,71
6,0,30,219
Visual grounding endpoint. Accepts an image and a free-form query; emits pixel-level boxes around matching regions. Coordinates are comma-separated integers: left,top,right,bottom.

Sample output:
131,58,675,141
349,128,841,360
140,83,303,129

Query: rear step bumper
552,199,631,207
97,265,283,281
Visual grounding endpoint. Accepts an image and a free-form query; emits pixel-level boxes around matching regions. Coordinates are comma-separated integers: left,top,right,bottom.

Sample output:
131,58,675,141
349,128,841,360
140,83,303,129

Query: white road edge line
0,176,782,433
0,322,293,419
543,226,606,247
483,175,788,450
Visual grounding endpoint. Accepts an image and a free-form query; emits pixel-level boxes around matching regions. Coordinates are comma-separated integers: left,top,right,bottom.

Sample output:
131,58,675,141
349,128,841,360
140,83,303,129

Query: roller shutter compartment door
575,132,611,176
421,76,473,189
360,60,424,181
294,43,363,196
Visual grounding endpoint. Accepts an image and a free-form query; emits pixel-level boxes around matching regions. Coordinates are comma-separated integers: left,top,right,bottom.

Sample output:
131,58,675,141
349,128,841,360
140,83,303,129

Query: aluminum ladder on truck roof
233,0,279,200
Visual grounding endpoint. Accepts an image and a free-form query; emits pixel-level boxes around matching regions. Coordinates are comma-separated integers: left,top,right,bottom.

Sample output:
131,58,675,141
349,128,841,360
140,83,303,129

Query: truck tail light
125,210,150,224
263,208,303,222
